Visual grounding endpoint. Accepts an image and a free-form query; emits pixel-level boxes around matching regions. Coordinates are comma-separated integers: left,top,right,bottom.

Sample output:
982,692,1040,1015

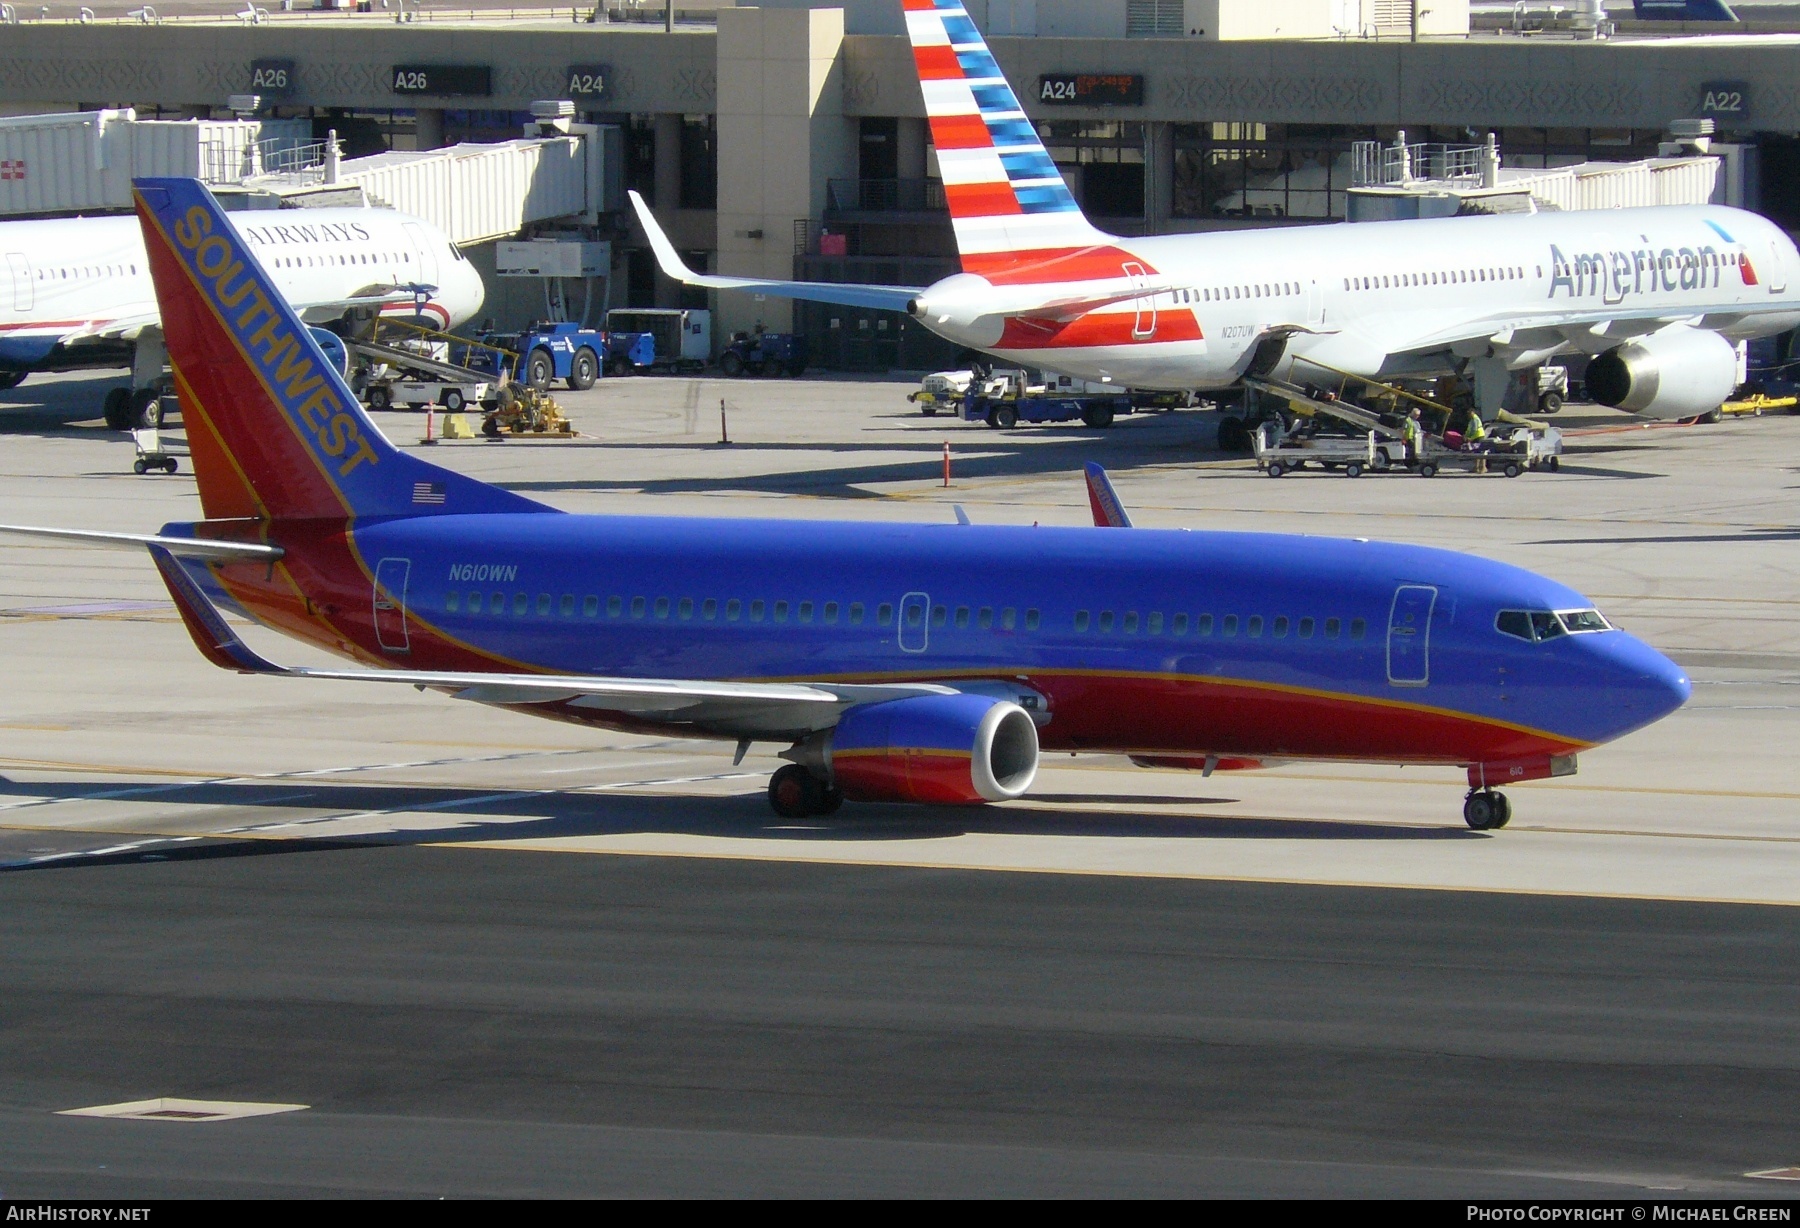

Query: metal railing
825,178,947,214
1351,140,1484,188
200,136,335,186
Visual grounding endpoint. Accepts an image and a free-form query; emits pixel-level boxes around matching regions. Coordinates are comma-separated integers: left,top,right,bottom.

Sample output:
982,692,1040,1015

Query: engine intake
1586,327,1739,419
820,693,1039,805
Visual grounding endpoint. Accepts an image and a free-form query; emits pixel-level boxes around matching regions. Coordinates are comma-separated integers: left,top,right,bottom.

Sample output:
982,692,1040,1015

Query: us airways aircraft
0,207,483,428
634,0,1800,420
0,178,1689,830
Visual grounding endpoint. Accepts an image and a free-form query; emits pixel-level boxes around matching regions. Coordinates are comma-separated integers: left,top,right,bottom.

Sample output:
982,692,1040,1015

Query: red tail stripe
900,0,938,10
997,309,1202,350
912,45,964,79
927,113,993,151
944,182,1022,217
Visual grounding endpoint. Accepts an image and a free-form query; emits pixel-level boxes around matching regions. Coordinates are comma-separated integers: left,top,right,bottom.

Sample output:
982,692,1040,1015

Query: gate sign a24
566,65,612,101
1037,73,1144,107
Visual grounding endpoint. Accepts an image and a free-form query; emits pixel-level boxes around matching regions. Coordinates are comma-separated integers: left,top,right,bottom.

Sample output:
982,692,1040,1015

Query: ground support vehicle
909,370,975,416
471,323,609,392
481,384,571,438
605,309,711,374
718,331,809,378
960,369,1133,429
1253,426,1406,478
602,331,657,377
355,322,514,412
130,419,178,474
378,379,491,413
1720,393,1798,417
1412,426,1562,478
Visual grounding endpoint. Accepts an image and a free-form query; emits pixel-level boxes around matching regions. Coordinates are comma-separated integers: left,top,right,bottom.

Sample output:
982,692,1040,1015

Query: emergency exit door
1387,584,1436,686
374,557,411,654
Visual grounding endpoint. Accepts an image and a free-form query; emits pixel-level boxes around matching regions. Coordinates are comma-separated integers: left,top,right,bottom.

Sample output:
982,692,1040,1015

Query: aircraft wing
630,191,922,312
52,288,423,345
146,543,955,740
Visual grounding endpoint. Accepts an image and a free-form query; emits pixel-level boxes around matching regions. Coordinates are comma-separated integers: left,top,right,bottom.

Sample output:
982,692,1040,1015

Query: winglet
629,190,701,284
147,544,286,675
1084,463,1133,528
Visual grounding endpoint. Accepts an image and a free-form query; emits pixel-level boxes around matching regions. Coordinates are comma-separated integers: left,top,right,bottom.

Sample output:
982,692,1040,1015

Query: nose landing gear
1463,789,1512,830
768,763,844,819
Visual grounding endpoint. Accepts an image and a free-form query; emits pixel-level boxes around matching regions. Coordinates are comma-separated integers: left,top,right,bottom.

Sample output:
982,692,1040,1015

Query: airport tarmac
0,370,1797,1196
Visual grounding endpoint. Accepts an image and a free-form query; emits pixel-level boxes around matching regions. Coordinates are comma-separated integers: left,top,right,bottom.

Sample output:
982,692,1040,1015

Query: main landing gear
768,764,844,819
1463,789,1512,830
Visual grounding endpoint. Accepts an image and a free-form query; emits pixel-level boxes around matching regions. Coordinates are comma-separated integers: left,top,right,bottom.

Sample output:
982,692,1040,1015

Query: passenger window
954,606,970,628
1325,617,1341,639
877,603,892,625
1273,616,1288,638
445,592,460,612
1197,613,1213,635
1148,612,1163,635
727,599,742,621
559,595,575,617
773,601,788,622
797,601,812,623
750,600,765,622
1530,611,1565,640
510,594,526,616
1248,616,1263,637
491,592,505,614
1350,618,1367,640
654,597,670,619
823,602,838,624
978,607,993,629
1222,615,1238,636
1025,609,1040,631
631,597,646,618
607,596,622,617
905,604,923,626
584,596,600,617
537,594,552,616
1172,613,1187,635
1075,611,1091,632
850,602,865,625
1298,617,1314,638
679,598,694,620
1496,610,1533,641
1000,608,1015,630
932,605,947,627
703,598,718,620
1099,611,1114,633
1123,612,1139,634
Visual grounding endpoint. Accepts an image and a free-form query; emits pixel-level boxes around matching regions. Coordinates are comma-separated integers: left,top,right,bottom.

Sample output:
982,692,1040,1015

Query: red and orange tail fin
133,178,550,523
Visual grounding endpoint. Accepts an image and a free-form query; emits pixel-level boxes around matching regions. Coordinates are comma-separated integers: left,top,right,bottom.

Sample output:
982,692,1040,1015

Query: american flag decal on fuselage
412,482,446,505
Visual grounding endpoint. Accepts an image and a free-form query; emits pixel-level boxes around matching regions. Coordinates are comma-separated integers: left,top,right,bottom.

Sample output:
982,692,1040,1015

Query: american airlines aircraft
0,177,1690,831
635,0,1800,421
0,207,484,428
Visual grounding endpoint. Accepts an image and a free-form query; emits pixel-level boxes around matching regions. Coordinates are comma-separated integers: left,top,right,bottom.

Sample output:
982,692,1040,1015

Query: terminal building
2,0,1797,368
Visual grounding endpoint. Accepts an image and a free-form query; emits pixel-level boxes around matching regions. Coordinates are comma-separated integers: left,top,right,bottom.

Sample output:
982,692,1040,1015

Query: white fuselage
925,205,1800,393
0,208,484,374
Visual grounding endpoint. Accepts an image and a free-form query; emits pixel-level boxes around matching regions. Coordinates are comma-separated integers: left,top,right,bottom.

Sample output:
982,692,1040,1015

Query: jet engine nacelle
823,693,1039,805
1586,327,1740,418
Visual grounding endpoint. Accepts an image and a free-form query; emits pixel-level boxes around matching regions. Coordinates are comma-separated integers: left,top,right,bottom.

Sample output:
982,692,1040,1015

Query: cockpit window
1496,608,1612,642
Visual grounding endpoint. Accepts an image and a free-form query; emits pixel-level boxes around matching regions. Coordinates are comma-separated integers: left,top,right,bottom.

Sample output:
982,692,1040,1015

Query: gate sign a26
249,59,297,98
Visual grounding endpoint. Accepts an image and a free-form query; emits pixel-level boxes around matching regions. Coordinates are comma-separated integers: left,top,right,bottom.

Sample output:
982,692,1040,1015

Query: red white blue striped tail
902,0,1112,276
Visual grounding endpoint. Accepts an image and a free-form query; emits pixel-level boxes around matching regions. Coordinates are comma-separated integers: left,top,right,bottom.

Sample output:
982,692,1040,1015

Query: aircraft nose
1596,633,1690,739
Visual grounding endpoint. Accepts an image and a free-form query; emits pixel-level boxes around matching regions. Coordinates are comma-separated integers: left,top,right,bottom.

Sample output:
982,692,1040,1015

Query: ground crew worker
1465,411,1489,473
1402,407,1422,460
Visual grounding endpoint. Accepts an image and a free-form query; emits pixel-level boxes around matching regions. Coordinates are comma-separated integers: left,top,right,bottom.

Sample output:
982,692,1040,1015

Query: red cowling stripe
963,245,1158,284
998,309,1202,349
944,182,1022,218
1741,257,1760,286
911,45,963,80
927,113,993,150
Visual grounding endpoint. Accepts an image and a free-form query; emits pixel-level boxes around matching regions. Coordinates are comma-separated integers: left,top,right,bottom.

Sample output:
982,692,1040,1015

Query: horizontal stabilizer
0,524,282,562
630,191,921,311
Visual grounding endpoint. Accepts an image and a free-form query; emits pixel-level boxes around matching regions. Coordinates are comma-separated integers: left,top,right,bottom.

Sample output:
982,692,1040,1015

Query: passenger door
1123,261,1156,340
403,223,440,291
373,557,411,654
1386,584,1436,687
898,591,930,654
5,253,30,312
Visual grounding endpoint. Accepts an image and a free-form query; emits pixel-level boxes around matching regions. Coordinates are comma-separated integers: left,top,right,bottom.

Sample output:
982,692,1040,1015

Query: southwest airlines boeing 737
0,177,1688,830
634,0,1800,420
0,207,484,428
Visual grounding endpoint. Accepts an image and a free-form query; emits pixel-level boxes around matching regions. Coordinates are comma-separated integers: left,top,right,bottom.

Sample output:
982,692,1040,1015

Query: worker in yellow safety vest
1402,407,1423,459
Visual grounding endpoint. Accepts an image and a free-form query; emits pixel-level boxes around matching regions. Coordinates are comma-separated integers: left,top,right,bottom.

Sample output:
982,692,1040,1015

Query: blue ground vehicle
461,323,608,391
718,330,809,378
960,369,1134,429
603,331,657,376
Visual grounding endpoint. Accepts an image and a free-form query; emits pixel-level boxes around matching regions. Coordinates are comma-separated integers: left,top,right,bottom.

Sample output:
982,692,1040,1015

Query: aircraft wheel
1216,416,1249,452
1418,462,1438,478
526,349,556,390
1463,790,1505,830
103,387,132,430
816,785,844,816
1490,791,1512,828
1502,460,1522,479
568,347,598,391
0,370,26,391
1345,462,1363,479
132,388,163,429
1265,461,1285,478
992,404,1019,429
769,764,824,819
